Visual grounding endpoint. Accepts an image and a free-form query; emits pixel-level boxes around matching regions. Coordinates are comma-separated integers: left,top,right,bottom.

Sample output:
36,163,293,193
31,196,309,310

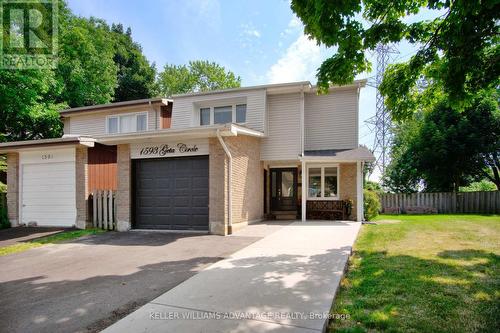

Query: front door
270,168,297,211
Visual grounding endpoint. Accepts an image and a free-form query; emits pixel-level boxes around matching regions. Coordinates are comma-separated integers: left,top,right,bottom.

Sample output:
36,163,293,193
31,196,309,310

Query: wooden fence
379,191,500,214
90,190,116,230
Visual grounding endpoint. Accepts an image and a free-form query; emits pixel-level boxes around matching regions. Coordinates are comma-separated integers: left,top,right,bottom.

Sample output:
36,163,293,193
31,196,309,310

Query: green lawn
0,228,105,256
329,214,500,333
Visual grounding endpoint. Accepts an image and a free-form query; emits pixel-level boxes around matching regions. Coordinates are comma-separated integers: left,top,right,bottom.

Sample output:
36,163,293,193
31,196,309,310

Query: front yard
329,214,500,332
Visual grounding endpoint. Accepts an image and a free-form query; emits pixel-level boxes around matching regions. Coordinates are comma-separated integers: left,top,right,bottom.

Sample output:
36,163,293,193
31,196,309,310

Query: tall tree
291,0,500,120
157,60,241,97
383,91,500,192
56,16,118,107
111,24,157,102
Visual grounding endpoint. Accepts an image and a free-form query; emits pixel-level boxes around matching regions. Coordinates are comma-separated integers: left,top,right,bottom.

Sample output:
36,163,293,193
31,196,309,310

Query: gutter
216,129,233,235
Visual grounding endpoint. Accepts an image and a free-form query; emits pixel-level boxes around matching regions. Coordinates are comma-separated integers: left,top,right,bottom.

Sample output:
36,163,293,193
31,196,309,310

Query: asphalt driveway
0,229,263,333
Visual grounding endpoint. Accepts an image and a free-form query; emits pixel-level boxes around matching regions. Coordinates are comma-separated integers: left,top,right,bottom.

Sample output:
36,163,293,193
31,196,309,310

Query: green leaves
291,0,500,120
157,60,241,97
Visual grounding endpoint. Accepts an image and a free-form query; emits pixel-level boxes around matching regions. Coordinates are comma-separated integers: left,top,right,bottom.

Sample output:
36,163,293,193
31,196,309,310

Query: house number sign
140,143,199,156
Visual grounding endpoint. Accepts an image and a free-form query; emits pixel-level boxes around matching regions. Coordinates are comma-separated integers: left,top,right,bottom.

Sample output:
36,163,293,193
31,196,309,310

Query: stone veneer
339,162,358,220
209,136,263,235
75,147,88,229
116,144,131,231
6,152,19,226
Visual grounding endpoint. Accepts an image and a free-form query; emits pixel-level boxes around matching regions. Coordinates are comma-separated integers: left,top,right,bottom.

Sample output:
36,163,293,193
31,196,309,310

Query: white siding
304,88,358,151
171,89,266,132
261,93,301,161
66,104,160,136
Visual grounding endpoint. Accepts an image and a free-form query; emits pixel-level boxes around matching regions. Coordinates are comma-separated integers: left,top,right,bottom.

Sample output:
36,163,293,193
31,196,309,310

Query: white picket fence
91,190,116,230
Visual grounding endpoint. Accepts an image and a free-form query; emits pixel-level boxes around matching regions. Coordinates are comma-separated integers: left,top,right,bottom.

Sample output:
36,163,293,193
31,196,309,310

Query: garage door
134,156,209,230
21,161,76,227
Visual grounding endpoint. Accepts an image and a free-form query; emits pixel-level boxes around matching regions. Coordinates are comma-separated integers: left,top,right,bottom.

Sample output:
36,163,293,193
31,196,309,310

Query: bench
306,200,349,220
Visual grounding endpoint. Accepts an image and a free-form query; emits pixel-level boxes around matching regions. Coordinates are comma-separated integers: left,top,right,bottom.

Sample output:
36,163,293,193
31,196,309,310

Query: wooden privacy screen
88,144,117,191
161,103,172,129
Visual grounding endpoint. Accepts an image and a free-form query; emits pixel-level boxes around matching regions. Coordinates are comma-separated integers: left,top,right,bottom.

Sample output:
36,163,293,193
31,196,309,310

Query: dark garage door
134,156,209,230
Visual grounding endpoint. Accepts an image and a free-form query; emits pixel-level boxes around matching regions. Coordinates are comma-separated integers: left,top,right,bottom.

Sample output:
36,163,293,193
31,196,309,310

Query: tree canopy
383,91,500,192
291,0,500,120
0,1,158,142
158,60,241,97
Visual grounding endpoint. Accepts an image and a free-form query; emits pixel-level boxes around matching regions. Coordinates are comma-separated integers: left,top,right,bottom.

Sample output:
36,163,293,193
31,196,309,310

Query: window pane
200,108,210,125
281,171,294,197
214,106,232,124
308,168,321,198
236,104,246,123
108,117,118,134
324,167,338,197
120,115,136,133
137,114,147,131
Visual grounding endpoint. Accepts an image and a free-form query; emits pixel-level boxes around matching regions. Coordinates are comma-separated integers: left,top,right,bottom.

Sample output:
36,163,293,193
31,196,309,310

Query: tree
56,16,118,107
383,91,500,192
111,24,157,102
158,60,241,97
291,0,500,120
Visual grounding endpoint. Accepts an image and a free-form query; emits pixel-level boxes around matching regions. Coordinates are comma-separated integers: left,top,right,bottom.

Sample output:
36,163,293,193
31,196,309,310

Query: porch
263,147,374,222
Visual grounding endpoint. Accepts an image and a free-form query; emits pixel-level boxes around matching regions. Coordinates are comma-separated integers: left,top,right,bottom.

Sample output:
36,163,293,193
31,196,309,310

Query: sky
67,0,439,181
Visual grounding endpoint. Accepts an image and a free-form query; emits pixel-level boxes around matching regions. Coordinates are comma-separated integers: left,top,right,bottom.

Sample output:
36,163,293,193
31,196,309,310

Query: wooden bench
306,200,348,220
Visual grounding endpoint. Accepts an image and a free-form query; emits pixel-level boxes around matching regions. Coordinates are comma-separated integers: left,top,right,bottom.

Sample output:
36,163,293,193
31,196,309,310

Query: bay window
107,112,148,134
307,165,339,199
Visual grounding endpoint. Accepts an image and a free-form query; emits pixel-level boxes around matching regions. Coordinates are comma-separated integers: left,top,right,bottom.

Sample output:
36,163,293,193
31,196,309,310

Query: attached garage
133,156,209,231
20,148,77,227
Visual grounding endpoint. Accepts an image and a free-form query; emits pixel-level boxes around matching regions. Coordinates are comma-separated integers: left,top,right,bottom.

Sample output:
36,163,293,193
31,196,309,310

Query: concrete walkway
103,221,361,333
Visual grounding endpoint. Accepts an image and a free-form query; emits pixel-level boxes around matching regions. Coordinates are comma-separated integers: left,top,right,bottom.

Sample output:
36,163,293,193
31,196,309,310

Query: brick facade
75,147,88,229
339,162,358,220
116,144,131,231
209,136,263,235
6,153,19,226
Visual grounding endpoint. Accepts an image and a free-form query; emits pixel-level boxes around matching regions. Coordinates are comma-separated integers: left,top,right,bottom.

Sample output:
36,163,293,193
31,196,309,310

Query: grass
0,228,106,256
329,214,500,333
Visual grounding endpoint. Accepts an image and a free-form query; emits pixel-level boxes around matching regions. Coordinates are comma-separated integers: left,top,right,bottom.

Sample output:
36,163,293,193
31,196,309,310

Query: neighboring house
0,81,374,235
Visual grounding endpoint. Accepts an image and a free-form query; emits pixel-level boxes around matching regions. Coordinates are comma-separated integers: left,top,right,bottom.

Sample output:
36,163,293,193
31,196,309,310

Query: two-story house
0,80,374,235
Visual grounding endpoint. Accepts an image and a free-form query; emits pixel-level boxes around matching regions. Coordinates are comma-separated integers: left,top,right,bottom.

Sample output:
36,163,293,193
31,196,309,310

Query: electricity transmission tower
365,43,398,179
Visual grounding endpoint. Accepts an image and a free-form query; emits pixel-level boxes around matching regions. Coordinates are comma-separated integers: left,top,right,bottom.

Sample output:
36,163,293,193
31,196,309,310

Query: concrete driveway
0,226,280,333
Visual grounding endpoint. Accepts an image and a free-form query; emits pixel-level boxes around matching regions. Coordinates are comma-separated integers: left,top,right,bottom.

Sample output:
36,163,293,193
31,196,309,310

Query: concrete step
272,211,297,220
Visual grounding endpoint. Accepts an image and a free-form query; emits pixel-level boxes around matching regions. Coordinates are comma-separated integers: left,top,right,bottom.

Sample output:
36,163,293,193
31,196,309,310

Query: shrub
364,189,381,221
0,204,9,229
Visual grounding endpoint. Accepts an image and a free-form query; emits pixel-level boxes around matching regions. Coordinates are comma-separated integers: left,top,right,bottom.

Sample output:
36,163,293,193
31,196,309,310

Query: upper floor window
214,106,232,124
236,104,246,123
107,112,147,134
200,108,210,126
199,104,247,126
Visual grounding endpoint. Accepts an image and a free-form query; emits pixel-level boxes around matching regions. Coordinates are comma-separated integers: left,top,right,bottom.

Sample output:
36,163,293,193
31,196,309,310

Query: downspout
216,129,233,235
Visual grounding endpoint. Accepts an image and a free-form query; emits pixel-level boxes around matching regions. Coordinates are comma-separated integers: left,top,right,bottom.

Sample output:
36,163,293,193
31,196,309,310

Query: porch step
272,211,298,220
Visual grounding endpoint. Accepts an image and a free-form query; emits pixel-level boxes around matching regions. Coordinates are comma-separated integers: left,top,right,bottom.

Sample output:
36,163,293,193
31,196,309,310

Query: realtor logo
0,0,58,69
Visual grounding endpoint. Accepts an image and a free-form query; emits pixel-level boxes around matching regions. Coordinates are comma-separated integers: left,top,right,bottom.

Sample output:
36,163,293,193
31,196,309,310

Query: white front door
21,161,76,227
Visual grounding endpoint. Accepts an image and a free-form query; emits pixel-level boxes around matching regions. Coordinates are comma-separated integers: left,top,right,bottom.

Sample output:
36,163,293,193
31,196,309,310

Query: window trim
198,103,247,126
307,164,340,200
106,112,148,134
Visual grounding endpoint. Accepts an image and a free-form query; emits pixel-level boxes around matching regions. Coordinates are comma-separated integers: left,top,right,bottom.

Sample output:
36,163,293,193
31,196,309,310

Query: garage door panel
134,156,208,230
21,161,76,227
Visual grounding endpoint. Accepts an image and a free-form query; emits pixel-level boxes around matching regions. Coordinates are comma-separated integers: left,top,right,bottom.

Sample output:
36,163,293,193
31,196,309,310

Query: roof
303,146,375,162
0,136,95,153
172,79,367,98
59,98,171,115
